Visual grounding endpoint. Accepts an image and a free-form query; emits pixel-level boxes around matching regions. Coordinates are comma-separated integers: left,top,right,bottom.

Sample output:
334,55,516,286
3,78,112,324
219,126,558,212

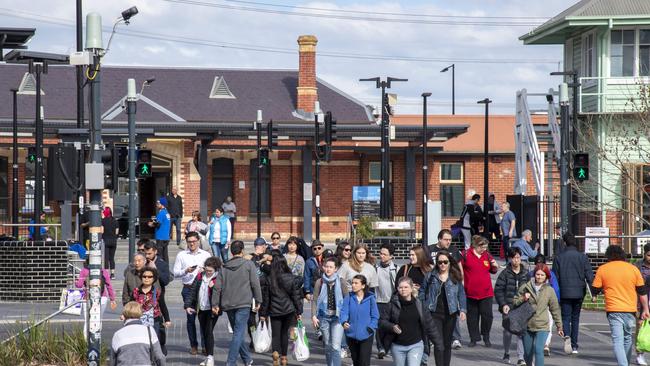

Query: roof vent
17,72,44,95
209,76,235,99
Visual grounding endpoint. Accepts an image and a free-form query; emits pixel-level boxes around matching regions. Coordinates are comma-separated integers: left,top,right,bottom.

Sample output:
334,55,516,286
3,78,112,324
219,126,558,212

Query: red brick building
0,34,539,242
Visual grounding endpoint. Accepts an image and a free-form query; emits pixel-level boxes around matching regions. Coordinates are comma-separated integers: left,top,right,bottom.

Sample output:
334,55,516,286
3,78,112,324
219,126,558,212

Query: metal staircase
515,88,563,251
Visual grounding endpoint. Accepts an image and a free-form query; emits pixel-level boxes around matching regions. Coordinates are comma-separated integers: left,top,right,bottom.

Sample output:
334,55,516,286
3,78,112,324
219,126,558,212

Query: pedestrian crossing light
573,152,589,182
27,147,36,163
260,148,270,166
137,149,152,177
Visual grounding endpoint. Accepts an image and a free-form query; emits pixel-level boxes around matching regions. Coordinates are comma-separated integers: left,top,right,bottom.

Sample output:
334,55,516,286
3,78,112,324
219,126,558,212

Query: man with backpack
459,194,484,250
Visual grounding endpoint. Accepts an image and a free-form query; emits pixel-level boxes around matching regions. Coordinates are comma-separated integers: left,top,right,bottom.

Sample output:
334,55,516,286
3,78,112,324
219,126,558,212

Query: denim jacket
422,270,467,314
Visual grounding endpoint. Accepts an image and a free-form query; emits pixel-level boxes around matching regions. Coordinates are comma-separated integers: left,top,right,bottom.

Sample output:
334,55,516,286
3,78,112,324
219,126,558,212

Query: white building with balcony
521,0,650,247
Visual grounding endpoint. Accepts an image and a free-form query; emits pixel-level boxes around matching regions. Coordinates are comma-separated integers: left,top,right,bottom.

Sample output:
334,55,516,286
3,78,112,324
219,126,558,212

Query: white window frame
582,32,596,78
368,161,393,184
609,27,650,78
439,162,464,184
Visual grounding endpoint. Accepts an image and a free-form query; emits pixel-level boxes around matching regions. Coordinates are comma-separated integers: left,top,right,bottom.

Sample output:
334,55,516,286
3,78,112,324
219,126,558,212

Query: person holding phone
173,231,212,355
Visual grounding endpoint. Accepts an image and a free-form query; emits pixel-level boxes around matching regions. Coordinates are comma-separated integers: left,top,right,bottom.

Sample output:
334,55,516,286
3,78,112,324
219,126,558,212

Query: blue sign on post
353,186,380,202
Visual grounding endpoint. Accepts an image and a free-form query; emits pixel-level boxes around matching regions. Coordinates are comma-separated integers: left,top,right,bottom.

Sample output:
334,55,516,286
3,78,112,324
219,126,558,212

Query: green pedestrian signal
138,162,152,176
260,148,270,166
27,147,36,163
573,152,589,182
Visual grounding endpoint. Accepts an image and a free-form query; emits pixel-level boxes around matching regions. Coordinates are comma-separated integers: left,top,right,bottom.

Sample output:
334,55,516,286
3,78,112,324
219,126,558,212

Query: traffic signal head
573,152,589,182
27,147,36,163
101,148,114,190
137,149,152,177
267,120,278,151
260,148,270,166
324,111,337,146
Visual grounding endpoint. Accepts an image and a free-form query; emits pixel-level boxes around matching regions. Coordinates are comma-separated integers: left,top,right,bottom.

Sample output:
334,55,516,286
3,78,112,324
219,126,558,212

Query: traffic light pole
380,83,389,219
127,79,137,263
559,83,570,234
421,93,431,246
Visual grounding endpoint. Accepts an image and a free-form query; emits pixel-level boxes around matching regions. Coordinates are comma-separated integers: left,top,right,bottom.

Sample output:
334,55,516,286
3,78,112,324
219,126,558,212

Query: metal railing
1,299,85,344
1,223,60,240
515,89,545,196
579,76,650,114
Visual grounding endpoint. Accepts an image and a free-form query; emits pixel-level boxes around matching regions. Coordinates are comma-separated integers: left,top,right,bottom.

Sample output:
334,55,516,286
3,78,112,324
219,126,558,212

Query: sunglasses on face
438,260,450,265
141,275,154,279
313,246,323,251
343,248,351,252
272,237,280,240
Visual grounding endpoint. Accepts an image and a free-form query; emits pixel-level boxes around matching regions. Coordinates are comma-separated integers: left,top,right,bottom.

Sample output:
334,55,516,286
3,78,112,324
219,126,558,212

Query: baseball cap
253,237,267,246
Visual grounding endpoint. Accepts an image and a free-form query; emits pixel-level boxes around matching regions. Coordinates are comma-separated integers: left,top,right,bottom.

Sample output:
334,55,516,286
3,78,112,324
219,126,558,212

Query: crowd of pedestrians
100,193,650,366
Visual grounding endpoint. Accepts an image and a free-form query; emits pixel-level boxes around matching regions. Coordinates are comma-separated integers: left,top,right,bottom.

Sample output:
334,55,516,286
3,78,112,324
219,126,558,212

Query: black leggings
432,312,457,366
271,313,295,356
347,335,373,366
466,297,493,342
198,310,219,356
104,245,116,270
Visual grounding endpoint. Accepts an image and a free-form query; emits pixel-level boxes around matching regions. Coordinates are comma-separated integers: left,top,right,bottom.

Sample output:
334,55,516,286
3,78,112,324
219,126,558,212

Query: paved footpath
0,240,622,365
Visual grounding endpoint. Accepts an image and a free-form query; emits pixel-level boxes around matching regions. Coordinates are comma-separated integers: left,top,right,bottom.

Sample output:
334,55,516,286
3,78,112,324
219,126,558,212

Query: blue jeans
170,217,182,245
608,312,636,366
211,242,229,262
453,317,462,342
391,341,424,366
181,286,199,348
560,298,583,350
319,315,343,366
522,330,549,366
226,307,252,366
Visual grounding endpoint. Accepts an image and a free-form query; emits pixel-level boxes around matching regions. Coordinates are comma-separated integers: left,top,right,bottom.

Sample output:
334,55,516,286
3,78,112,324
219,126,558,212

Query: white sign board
303,183,313,201
239,180,245,190
585,227,610,254
372,221,414,230
637,236,650,255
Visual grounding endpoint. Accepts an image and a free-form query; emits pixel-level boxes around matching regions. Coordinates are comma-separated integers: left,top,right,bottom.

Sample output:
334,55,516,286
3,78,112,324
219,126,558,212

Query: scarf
318,273,343,317
198,272,215,311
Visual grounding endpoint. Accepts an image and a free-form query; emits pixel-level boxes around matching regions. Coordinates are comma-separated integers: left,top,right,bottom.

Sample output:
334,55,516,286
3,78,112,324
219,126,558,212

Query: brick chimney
297,35,318,113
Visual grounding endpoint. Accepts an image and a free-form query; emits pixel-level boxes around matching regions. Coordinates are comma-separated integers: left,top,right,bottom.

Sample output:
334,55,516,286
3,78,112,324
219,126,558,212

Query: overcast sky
1,0,574,115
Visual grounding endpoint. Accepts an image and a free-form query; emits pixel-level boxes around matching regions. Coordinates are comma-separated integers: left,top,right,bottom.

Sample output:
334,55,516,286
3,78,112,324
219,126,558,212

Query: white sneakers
452,340,462,349
199,356,214,366
638,353,648,366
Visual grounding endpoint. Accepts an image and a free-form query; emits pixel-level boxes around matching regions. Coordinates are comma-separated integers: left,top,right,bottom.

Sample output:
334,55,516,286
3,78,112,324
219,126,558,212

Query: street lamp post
126,79,137,263
478,98,492,236
256,110,262,238
359,77,407,219
441,64,455,115
11,89,18,239
421,92,432,246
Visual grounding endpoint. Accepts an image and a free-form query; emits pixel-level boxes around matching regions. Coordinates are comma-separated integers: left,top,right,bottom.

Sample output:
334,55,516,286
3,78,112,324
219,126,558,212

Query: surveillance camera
121,6,139,23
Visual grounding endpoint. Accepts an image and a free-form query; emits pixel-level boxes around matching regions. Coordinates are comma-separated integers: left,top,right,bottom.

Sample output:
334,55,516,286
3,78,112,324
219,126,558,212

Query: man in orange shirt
593,245,650,366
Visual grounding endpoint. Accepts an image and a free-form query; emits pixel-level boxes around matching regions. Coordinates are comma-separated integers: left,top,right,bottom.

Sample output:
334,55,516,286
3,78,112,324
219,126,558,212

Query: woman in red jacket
461,235,498,347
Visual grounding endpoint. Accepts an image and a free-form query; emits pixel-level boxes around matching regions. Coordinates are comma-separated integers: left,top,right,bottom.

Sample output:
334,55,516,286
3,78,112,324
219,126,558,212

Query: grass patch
0,321,108,366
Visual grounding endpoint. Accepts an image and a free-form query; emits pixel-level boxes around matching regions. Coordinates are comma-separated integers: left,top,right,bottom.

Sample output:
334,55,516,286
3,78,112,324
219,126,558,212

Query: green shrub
0,321,108,365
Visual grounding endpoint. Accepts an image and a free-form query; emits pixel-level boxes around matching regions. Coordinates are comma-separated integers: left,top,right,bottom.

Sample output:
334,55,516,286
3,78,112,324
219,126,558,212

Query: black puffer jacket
260,272,303,317
494,263,529,313
379,294,438,355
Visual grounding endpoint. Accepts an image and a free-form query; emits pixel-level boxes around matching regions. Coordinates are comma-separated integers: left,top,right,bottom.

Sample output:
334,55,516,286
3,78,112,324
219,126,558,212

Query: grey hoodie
215,256,262,311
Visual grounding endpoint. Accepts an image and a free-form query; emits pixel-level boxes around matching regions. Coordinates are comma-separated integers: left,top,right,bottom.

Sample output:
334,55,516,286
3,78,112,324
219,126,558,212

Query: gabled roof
0,63,372,124
520,0,650,45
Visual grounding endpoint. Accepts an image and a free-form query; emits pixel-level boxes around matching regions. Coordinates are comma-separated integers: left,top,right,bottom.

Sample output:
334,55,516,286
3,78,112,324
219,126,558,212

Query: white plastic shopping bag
252,319,272,353
292,319,310,361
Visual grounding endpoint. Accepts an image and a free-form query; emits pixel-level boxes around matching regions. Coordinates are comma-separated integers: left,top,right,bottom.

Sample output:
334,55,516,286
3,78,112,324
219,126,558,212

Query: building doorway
212,158,234,212
138,154,172,238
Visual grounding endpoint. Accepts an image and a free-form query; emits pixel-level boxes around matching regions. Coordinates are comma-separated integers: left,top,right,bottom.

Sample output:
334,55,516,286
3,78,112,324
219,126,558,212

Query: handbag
252,319,272,353
292,319,310,361
639,320,650,352
502,301,535,336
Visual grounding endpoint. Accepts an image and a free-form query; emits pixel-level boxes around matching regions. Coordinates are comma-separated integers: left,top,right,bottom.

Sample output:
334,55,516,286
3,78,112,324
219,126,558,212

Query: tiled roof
0,63,372,123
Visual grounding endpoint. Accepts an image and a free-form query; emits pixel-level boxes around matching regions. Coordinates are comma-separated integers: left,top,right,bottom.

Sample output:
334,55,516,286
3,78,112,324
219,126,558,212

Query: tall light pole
441,64,455,115
478,98,492,236
421,92,431,245
558,83,570,234
359,76,407,219
11,89,19,239
126,79,137,263
256,110,262,238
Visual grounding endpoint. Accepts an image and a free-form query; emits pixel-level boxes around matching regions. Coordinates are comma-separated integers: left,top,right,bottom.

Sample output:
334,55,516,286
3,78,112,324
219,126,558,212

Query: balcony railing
579,76,650,114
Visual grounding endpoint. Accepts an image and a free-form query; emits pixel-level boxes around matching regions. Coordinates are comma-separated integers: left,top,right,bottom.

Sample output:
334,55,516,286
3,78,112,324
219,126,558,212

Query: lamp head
421,92,432,98
121,6,139,23
145,77,156,85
